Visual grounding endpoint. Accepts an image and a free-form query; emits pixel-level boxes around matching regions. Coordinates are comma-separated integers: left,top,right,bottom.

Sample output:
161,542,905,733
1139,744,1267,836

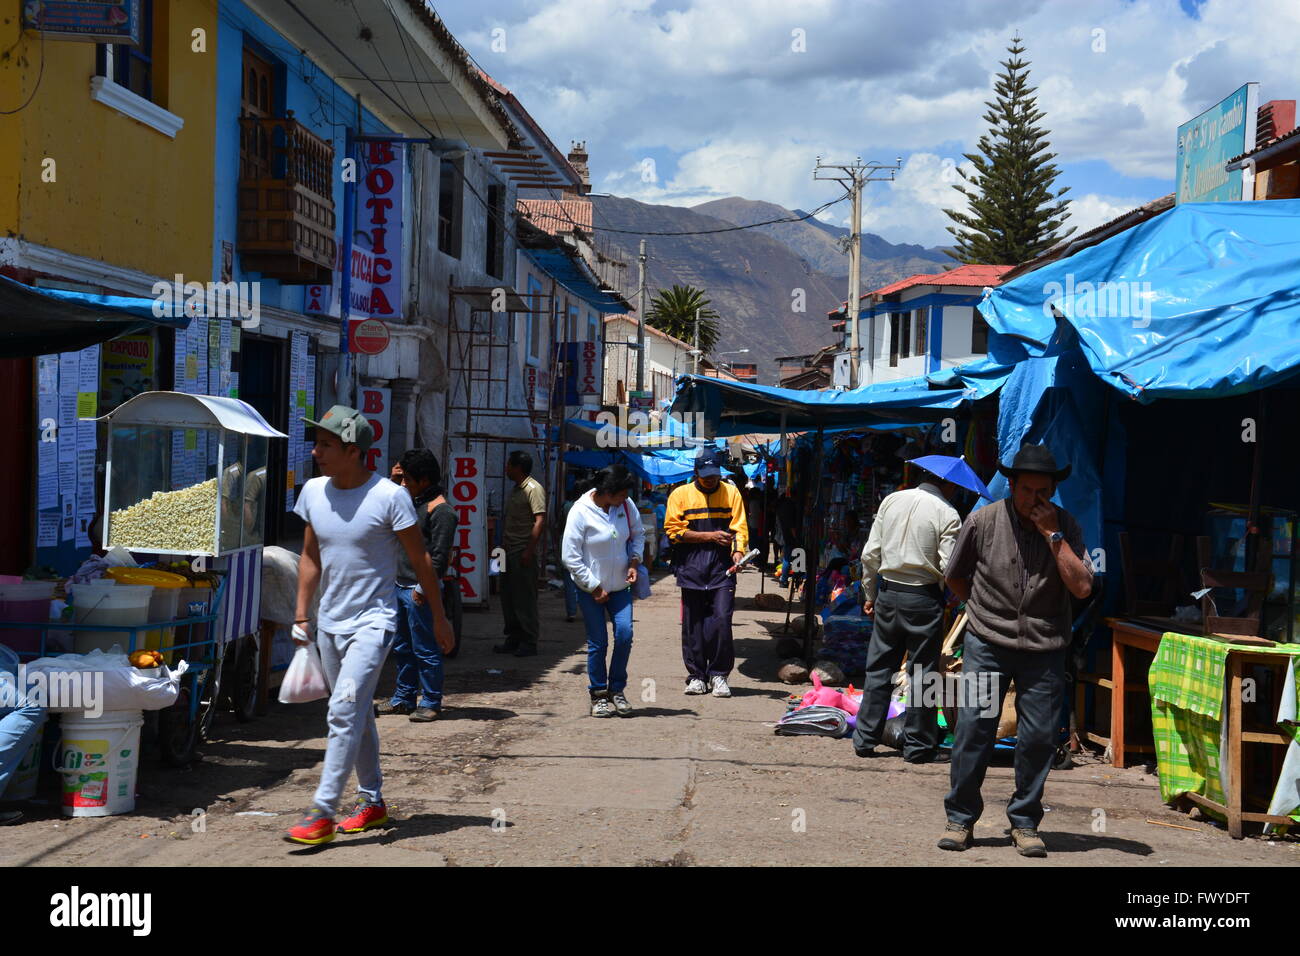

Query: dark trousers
851,587,943,760
441,578,463,657
500,552,539,649
945,629,1066,830
680,585,735,682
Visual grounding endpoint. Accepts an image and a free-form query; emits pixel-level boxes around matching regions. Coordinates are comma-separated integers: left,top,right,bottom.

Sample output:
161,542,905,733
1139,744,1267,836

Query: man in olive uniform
493,450,547,657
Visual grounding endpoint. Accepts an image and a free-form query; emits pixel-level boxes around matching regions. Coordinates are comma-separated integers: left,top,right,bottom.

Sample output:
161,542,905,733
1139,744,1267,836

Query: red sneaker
284,808,335,846
338,797,390,834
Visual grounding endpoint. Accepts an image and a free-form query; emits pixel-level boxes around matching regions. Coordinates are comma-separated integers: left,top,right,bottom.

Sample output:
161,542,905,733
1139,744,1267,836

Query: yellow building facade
0,1,217,286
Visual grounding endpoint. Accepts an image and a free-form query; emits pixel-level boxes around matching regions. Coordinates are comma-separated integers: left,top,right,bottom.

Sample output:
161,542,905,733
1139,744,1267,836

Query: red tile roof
868,263,1014,297
518,198,593,235
825,263,1013,317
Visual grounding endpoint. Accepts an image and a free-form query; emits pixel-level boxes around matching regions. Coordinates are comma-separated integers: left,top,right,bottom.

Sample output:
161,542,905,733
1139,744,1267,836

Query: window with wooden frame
240,47,277,180
97,0,156,102
914,307,928,358
889,313,901,367
526,275,543,362
438,158,464,259
485,183,506,279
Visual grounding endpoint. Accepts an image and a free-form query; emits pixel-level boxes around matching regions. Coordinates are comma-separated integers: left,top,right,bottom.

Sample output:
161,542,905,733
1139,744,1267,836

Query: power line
1,26,45,115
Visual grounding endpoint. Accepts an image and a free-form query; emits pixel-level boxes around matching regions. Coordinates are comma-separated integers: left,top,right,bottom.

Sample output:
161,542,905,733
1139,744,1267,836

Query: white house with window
833,263,1013,388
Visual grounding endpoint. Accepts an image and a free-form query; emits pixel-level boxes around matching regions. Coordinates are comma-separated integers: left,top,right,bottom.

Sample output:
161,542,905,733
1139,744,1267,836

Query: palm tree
646,285,721,354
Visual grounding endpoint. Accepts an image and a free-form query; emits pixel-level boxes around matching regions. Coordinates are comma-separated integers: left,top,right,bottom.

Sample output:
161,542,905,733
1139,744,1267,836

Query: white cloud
445,0,1300,246
1065,194,1151,235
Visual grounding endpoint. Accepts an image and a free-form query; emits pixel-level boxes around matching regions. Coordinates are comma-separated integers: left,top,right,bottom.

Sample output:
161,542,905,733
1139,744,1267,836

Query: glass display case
98,391,286,557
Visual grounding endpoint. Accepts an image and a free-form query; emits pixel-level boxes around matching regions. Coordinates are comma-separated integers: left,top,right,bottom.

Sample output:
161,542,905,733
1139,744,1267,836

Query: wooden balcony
237,112,337,283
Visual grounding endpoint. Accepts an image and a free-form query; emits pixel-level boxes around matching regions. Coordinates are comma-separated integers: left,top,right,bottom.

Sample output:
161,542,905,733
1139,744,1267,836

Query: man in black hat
938,442,1093,858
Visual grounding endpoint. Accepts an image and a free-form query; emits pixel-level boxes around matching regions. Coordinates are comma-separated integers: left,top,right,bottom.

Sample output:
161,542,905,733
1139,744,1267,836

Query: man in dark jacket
377,449,459,722
939,444,1093,858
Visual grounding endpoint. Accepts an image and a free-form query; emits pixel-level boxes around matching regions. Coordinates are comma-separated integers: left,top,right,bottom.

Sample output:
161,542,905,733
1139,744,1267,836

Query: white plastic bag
278,642,329,704
24,650,187,712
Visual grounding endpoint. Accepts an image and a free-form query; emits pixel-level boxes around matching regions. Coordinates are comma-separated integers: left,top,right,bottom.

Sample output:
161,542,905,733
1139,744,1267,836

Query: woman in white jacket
562,465,645,717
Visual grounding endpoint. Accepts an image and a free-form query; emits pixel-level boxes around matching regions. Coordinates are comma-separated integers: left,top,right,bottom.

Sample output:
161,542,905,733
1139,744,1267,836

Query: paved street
3,570,1296,868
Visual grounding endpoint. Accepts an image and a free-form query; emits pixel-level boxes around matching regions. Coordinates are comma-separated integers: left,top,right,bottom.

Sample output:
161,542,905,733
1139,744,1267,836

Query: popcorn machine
99,391,285,556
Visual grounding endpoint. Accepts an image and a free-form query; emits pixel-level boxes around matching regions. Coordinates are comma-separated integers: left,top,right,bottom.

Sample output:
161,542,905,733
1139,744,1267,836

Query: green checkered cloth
1149,632,1300,821
1149,632,1231,720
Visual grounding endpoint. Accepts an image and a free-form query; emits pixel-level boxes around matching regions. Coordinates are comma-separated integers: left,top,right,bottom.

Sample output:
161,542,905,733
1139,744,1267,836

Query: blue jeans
559,564,579,618
390,586,444,711
578,587,634,696
0,676,49,797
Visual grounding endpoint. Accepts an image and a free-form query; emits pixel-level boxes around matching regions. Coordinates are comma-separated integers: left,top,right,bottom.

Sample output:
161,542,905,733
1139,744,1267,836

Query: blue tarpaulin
978,199,1300,402
670,360,1010,436
521,248,630,313
0,274,192,358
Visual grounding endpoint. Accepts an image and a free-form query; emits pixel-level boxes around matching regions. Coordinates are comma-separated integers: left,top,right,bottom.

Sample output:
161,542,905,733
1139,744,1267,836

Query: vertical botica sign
448,452,487,605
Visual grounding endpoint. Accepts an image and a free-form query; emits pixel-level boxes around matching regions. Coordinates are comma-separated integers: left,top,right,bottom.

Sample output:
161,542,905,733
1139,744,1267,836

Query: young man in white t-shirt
284,405,454,846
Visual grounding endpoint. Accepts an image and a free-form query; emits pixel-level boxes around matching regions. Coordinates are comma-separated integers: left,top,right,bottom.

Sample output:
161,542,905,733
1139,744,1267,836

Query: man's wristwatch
1048,531,1064,544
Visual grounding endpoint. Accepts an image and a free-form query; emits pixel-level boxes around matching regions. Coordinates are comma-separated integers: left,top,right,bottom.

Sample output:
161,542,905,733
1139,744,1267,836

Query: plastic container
0,580,57,656
56,710,143,817
107,568,187,664
1,723,44,801
70,583,153,655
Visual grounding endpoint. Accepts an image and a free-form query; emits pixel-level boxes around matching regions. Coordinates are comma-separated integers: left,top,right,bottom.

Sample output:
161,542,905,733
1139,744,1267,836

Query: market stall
978,197,1300,831
0,391,285,776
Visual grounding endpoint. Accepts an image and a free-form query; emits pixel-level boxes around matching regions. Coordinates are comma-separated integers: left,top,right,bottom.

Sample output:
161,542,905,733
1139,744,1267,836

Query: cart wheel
231,637,259,723
158,694,199,767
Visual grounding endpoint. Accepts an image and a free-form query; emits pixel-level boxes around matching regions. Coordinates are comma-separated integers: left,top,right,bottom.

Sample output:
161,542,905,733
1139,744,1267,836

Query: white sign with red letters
358,386,391,475
448,451,487,606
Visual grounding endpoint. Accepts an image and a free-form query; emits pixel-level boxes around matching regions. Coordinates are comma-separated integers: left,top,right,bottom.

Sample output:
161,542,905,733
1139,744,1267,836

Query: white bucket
56,710,143,817
1,723,44,801
70,583,153,655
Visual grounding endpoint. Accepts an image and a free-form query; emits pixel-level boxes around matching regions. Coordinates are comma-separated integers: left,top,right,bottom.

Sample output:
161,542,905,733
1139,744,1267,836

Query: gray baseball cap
304,404,374,452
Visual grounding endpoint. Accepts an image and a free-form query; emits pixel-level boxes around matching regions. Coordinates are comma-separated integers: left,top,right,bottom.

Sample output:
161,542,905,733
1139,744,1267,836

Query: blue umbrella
909,454,994,500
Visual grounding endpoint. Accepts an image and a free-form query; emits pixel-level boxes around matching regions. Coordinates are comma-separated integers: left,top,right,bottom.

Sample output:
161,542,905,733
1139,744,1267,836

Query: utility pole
693,308,700,376
636,239,647,393
814,156,901,388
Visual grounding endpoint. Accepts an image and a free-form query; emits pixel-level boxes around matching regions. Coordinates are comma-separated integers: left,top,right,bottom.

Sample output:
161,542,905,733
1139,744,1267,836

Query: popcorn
108,479,218,554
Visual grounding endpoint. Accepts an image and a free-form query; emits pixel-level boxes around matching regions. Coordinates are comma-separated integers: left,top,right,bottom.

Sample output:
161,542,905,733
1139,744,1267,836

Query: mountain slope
692,196,950,286
591,196,844,382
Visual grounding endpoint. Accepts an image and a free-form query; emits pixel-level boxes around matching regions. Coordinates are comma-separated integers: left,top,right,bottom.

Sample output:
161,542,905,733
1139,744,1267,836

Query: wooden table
1178,646,1298,839
1097,621,1299,838
1108,618,1166,768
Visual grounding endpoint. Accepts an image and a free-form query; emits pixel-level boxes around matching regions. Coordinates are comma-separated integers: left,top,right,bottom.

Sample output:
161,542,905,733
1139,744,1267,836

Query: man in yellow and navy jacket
664,448,748,698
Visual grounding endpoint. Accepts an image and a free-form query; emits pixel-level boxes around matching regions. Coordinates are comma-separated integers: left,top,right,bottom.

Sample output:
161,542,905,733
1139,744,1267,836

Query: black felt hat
996,442,1071,481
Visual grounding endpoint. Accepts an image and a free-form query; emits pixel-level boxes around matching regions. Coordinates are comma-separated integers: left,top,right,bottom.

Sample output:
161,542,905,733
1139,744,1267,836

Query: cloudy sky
434,0,1294,247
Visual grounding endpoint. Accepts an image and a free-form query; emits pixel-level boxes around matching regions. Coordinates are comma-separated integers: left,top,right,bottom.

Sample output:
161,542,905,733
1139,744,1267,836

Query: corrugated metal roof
1227,123,1300,165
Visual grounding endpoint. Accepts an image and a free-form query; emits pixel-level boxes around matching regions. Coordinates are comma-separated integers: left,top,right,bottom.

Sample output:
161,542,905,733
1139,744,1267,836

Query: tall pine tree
943,36,1073,264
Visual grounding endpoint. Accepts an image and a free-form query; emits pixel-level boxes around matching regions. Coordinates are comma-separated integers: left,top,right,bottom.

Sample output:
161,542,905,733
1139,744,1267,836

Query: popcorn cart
95,390,286,763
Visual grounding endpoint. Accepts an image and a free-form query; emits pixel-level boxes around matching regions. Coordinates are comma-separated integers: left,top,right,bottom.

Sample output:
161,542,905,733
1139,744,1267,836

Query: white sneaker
684,678,708,695
710,676,732,698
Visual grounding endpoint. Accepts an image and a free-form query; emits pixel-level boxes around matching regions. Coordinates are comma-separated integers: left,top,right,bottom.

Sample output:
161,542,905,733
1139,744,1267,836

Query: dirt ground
3,569,1297,868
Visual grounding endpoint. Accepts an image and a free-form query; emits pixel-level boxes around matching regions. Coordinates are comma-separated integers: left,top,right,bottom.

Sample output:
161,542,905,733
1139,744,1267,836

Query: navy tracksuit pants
680,585,736,683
